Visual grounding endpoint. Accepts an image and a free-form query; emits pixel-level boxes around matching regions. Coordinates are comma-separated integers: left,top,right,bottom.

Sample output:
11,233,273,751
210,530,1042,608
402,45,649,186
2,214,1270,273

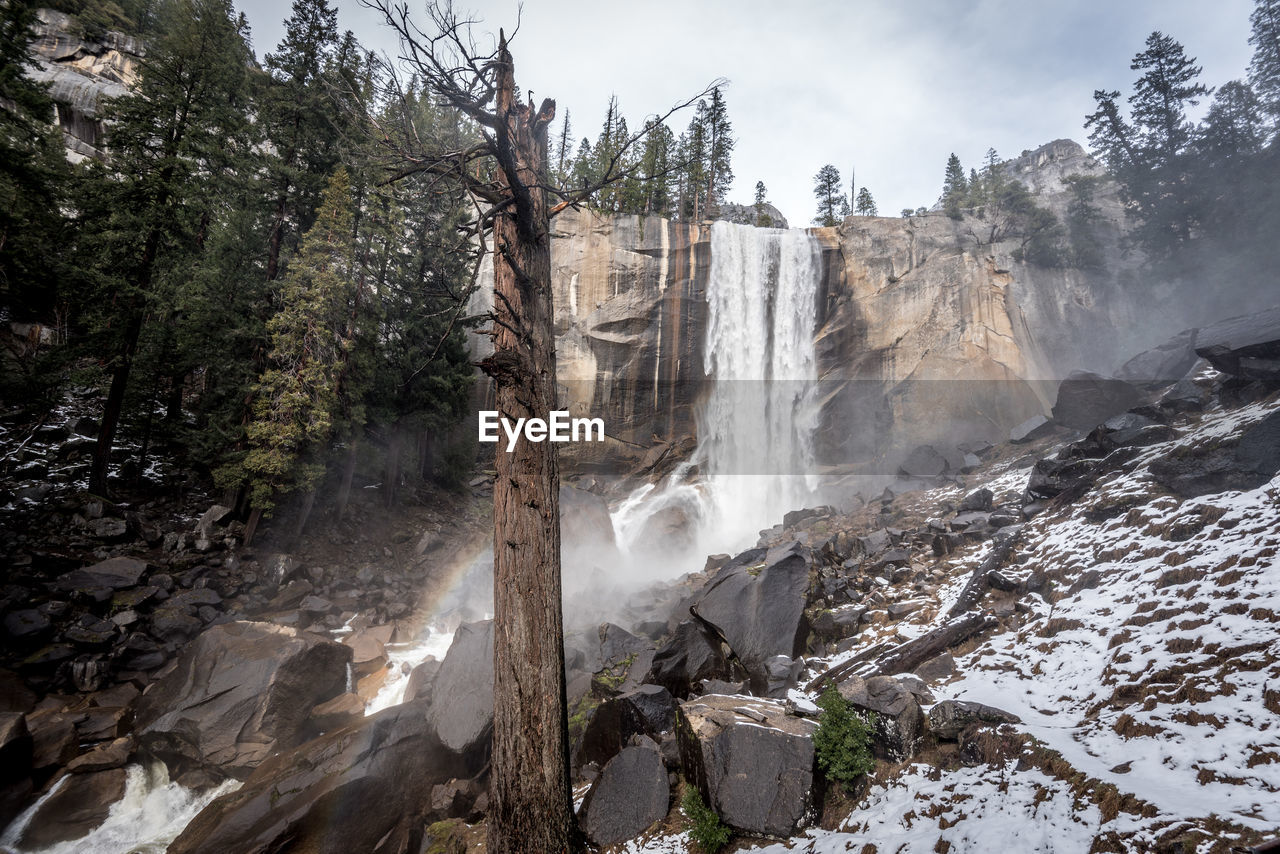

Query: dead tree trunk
479,34,579,854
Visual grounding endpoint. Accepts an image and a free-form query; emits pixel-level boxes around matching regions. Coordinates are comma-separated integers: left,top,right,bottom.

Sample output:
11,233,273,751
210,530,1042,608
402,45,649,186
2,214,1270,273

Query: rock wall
549,141,1178,471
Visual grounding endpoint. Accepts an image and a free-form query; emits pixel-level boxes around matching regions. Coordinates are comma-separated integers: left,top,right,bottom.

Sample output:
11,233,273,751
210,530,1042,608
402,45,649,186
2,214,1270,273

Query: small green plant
681,786,731,853
814,685,875,786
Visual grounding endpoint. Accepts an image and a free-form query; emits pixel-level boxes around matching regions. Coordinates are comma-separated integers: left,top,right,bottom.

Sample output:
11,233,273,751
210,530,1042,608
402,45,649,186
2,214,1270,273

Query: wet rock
148,603,203,642
677,694,818,837
425,620,493,772
689,543,811,696
167,698,463,854
27,708,78,770
0,713,32,783
76,705,130,741
646,620,729,698
429,777,482,820
927,700,1022,740
135,621,352,780
577,684,677,770
404,658,440,703
1151,413,1280,497
66,735,134,773
0,671,36,714
64,614,117,646
838,675,924,762
579,742,669,847
308,692,364,734
17,767,127,850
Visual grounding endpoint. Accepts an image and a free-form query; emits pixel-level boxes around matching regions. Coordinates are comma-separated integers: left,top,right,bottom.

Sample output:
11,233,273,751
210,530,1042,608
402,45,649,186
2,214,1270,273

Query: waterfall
613,221,822,563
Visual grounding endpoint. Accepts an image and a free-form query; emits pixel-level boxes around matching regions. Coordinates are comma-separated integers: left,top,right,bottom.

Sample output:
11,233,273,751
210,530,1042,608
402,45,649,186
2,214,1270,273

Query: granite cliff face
27,10,143,161
550,140,1165,471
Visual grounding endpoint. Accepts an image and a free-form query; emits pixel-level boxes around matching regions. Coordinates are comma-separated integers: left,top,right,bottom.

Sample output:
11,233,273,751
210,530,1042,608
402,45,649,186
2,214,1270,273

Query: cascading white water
613,220,822,561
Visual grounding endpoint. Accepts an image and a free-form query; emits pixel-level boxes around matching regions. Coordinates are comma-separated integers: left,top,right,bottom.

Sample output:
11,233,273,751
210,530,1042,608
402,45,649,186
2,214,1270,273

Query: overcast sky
239,0,1257,225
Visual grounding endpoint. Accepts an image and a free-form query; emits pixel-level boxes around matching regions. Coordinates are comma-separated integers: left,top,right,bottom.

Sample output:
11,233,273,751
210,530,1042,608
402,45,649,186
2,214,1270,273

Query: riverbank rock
168,697,462,854
1193,305,1280,380
425,620,493,772
1051,371,1143,430
677,695,819,837
134,621,351,781
579,741,670,847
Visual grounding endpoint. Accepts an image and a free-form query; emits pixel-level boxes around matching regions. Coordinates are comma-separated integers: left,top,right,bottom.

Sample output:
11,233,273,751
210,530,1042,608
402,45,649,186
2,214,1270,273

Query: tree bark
481,34,579,854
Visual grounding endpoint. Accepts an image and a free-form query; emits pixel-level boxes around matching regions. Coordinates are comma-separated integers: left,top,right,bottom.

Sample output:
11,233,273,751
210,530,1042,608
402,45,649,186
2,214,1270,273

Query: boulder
1010,414,1054,444
308,693,365,734
1193,305,1280,380
958,487,993,512
57,556,147,599
690,543,812,695
1051,371,1143,430
1151,411,1280,497
927,700,1022,740
0,712,32,784
838,675,924,762
404,658,440,703
66,735,134,773
425,620,493,771
1115,327,1200,387
646,620,729,698
677,694,818,837
898,445,949,478
579,742,669,847
135,621,352,780
17,767,127,850
576,684,677,770
167,698,464,854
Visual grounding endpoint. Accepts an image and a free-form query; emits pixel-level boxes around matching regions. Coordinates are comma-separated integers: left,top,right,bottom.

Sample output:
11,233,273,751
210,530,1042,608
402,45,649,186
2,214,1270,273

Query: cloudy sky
240,0,1257,225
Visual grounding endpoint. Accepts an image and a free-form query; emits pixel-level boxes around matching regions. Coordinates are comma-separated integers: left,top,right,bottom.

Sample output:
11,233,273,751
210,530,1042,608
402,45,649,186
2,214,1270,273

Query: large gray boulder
578,741,670,847
1051,370,1143,430
838,675,925,762
646,620,729,698
1193,305,1280,380
690,543,812,695
168,698,464,854
928,700,1022,740
15,767,127,850
135,621,351,781
576,684,677,770
1115,327,1200,387
425,620,493,771
677,695,819,837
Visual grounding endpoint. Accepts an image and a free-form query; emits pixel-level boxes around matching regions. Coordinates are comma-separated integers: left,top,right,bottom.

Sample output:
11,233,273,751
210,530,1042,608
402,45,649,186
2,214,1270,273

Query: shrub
814,685,875,786
681,786,731,853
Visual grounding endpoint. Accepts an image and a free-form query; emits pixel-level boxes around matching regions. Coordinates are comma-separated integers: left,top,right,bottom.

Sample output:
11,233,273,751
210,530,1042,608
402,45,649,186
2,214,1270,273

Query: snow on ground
635,397,1280,852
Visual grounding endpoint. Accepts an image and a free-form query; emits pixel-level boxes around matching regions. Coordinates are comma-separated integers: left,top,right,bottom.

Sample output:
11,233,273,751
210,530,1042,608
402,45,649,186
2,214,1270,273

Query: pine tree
552,109,574,188
81,0,252,495
854,186,877,216
753,180,772,226
702,86,735,217
942,153,967,218
1198,80,1266,160
228,169,362,539
812,164,847,226
1249,0,1280,126
261,0,343,281
0,0,68,346
1129,32,1210,165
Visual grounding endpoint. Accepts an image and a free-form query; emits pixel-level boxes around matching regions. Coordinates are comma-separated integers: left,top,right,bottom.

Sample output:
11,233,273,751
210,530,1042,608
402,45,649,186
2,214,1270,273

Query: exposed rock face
677,695,819,837
28,10,142,161
168,698,464,854
551,210,710,458
134,621,351,780
545,141,1212,473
